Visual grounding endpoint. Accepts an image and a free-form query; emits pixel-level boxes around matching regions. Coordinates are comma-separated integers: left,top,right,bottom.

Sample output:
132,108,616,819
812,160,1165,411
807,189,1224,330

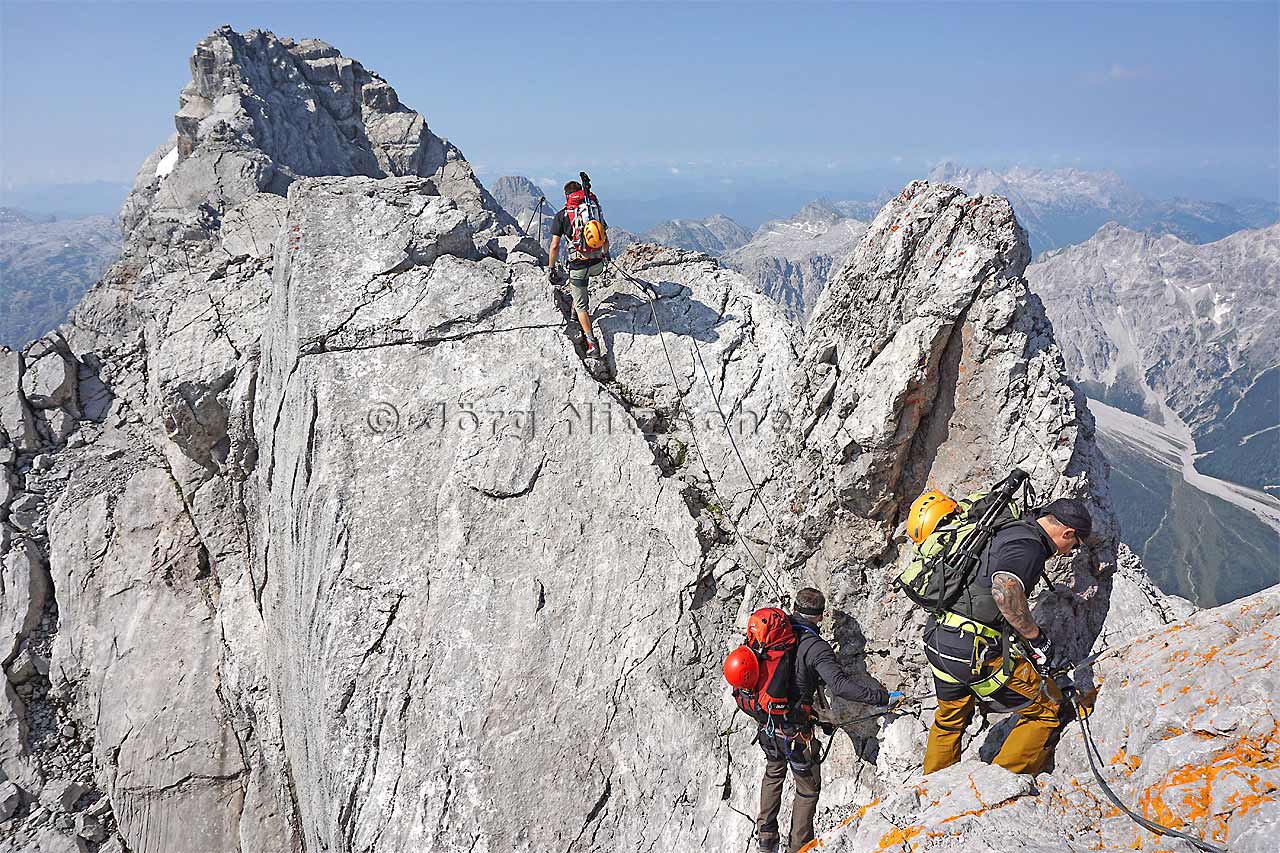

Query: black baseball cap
1039,498,1093,540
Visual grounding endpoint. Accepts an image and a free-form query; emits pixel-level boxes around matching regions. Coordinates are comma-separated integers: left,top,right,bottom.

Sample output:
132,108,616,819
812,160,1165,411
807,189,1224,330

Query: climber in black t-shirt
922,498,1093,775
548,180,610,356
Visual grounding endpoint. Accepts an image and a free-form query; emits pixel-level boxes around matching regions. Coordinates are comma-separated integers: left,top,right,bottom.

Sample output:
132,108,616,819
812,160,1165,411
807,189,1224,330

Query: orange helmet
723,645,760,691
906,488,958,544
583,219,606,250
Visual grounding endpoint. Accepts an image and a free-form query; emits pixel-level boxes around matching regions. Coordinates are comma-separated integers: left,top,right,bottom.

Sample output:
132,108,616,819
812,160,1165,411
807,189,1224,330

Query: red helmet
723,645,760,691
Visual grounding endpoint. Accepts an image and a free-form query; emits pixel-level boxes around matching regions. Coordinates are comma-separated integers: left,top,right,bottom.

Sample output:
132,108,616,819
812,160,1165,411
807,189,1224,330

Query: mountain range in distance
0,207,122,348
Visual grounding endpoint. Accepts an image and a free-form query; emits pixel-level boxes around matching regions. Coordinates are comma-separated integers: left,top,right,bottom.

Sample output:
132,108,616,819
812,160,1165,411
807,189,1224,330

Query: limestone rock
39,779,87,812
1,348,39,451
6,647,49,685
31,829,89,853
73,813,106,842
1,537,48,663
809,586,1280,852
0,779,21,821
0,25,1226,853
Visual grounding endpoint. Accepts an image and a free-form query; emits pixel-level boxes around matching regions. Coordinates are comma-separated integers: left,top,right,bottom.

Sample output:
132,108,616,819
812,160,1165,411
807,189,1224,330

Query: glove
1023,632,1053,672
818,721,835,736
886,690,906,709
547,267,564,285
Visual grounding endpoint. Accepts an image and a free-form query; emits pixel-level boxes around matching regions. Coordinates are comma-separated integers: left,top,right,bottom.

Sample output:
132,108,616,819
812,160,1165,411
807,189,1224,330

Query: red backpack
565,189,606,262
725,607,799,723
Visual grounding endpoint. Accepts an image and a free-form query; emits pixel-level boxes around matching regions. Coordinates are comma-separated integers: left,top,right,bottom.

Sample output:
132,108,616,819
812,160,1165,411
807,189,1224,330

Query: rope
1064,690,1229,853
689,331,780,534
607,260,788,602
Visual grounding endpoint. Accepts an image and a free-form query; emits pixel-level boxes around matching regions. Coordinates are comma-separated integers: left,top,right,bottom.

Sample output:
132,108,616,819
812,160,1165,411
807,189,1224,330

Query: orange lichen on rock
875,824,923,851
1110,748,1142,773
1136,724,1280,843
797,798,882,852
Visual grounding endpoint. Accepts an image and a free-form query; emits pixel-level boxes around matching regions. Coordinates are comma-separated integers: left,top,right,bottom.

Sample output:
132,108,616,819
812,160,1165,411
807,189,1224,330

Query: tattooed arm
991,572,1041,639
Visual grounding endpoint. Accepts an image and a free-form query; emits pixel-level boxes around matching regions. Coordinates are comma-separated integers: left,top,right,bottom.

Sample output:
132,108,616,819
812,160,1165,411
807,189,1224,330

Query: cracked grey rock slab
602,243,800,543
48,471,246,853
249,174,751,852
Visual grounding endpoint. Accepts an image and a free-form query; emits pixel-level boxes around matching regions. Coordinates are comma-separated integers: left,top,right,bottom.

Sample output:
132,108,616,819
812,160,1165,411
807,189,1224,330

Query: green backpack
896,471,1030,613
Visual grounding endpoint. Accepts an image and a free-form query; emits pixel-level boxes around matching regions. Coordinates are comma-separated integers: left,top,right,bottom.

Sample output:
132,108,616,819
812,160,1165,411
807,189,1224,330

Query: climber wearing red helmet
750,588,898,853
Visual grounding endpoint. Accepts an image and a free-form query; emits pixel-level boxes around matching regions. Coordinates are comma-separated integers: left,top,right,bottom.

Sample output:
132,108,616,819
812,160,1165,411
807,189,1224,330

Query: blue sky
2,1,1277,225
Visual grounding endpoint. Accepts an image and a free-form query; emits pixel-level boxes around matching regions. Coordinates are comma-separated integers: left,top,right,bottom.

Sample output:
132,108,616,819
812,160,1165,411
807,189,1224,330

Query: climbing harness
1057,673,1230,853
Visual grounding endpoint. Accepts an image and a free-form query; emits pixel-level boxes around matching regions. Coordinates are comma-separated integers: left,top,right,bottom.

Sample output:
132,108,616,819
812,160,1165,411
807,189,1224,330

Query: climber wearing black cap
755,587,900,853
922,497,1093,776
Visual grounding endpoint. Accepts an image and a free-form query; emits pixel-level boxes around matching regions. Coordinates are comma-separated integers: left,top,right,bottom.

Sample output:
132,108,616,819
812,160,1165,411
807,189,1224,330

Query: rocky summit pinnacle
0,27,1275,853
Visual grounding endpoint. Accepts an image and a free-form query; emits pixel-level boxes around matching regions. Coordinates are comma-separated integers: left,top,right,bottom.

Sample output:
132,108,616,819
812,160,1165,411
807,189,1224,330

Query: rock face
722,201,867,322
807,585,1279,853
0,210,122,348
1,26,1260,853
643,214,752,256
930,161,1279,253
757,182,1154,797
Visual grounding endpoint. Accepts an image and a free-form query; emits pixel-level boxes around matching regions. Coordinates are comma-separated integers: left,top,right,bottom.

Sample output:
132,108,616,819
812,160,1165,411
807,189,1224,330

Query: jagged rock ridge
2,26,1271,853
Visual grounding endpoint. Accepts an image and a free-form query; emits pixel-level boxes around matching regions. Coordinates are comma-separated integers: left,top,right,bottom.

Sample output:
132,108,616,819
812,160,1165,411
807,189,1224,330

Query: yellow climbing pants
923,657,1062,775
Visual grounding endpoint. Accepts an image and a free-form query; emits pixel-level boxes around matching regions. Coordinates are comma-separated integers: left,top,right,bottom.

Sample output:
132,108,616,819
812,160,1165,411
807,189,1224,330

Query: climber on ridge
921,497,1093,776
547,173,609,357
752,588,899,853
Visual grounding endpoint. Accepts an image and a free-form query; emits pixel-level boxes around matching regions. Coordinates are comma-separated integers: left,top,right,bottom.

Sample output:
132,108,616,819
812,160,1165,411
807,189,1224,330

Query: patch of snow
156,147,179,178
1212,293,1231,324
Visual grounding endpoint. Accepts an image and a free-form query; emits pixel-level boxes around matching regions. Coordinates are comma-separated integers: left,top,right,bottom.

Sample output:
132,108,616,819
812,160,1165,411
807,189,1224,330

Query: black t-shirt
978,521,1055,594
552,208,609,268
